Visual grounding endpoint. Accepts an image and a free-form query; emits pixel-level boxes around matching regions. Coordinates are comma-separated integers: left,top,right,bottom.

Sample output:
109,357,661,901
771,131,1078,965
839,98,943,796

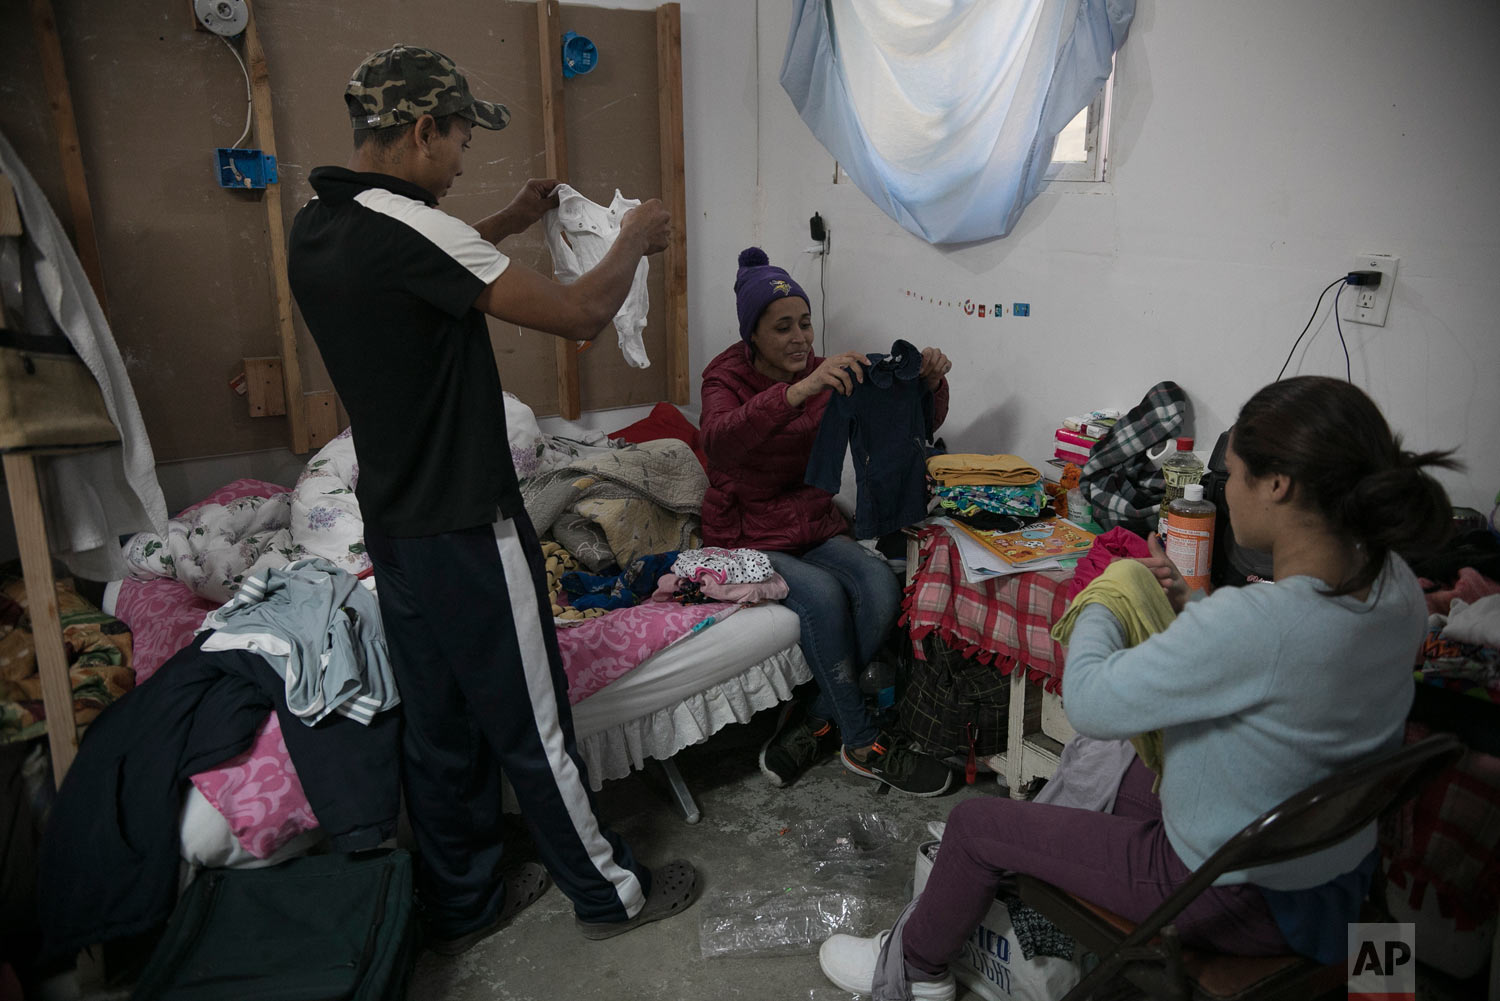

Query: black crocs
575,858,701,941
427,861,551,957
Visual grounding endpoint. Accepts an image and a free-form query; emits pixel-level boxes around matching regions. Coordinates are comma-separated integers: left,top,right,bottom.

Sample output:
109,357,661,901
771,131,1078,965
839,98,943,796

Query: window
1045,58,1116,183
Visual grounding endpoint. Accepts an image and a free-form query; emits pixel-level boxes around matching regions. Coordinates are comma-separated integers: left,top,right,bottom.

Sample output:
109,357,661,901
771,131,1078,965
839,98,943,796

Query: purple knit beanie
734,247,809,342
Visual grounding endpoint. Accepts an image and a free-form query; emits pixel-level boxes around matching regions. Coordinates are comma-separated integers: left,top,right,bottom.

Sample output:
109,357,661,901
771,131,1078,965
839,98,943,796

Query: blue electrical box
561,31,598,78
215,148,278,189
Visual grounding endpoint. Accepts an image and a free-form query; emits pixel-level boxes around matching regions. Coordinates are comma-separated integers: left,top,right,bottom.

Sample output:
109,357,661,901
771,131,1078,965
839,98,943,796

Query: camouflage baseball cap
345,45,510,131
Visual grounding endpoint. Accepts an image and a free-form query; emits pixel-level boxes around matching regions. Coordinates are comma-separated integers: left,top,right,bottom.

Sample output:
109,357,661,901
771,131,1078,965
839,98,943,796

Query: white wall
669,0,1497,510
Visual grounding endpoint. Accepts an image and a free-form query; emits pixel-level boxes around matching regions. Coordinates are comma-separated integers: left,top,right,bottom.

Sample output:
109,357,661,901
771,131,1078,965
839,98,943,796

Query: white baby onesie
543,184,651,368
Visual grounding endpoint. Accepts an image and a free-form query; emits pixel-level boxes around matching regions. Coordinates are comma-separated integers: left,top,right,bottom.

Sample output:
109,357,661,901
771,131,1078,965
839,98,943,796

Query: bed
105,418,809,867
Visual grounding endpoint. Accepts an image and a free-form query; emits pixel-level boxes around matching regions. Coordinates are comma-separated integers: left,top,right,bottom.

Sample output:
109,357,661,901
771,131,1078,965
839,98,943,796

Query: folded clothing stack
927,453,1046,523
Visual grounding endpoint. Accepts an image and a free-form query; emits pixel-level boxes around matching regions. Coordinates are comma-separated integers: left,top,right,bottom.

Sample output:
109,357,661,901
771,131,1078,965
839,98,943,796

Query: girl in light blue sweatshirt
819,376,1458,1001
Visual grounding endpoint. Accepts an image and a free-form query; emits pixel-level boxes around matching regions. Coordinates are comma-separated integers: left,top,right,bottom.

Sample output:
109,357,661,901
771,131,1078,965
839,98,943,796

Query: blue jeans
767,534,902,750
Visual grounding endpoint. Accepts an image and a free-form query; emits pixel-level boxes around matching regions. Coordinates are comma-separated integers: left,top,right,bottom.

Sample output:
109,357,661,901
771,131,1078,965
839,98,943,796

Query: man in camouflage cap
288,45,696,956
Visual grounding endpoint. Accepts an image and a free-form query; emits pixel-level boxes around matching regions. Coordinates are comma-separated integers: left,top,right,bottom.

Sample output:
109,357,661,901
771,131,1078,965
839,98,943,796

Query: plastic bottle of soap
1165,483,1216,593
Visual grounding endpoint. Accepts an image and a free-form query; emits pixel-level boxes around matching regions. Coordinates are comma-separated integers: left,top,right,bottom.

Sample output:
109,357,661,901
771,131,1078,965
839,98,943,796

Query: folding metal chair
1018,733,1465,1001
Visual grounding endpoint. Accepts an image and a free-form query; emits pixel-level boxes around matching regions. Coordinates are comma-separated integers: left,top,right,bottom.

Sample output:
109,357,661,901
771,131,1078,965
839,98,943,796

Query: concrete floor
53,703,1488,1001
406,707,1492,1001
408,712,1004,1001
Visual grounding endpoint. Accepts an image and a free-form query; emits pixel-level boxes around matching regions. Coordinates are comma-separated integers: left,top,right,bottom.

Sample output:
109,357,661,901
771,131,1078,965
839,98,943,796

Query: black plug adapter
809,212,826,242
1345,270,1382,287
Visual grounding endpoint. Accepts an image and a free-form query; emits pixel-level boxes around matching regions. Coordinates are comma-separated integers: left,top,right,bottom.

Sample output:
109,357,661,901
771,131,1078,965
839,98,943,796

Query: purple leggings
903,757,1289,978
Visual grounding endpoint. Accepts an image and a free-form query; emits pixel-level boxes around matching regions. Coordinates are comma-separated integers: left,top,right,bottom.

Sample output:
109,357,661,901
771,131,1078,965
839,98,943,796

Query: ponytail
1334,444,1457,596
1234,377,1460,596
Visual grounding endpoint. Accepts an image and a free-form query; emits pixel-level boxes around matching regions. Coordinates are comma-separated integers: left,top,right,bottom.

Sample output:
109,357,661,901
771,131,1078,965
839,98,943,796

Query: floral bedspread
121,430,370,603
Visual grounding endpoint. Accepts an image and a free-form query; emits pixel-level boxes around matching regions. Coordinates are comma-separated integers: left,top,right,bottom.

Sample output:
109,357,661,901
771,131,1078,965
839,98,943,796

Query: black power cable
1276,277,1348,382
1332,282,1352,382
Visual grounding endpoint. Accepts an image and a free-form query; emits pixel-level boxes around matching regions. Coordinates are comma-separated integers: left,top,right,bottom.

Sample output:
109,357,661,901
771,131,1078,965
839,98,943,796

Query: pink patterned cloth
559,601,738,704
116,481,741,860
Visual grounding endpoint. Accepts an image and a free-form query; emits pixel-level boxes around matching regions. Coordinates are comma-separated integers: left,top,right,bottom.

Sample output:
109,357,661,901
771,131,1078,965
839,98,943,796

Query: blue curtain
780,0,1135,245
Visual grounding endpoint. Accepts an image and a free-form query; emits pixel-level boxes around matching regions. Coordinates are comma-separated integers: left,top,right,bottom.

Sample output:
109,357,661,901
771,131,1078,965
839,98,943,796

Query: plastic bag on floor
787,811,919,881
698,886,876,958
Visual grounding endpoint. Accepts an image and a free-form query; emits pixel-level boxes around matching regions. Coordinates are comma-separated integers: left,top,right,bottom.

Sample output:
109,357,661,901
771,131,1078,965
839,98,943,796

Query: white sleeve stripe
353,188,509,285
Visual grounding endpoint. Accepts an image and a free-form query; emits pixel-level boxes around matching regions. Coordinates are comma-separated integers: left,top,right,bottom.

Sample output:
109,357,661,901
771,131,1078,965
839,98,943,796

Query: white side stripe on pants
491,516,646,915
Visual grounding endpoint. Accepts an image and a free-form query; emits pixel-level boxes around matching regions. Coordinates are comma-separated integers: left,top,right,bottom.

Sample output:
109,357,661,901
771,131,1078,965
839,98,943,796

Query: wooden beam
304,390,337,450
656,3,689,406
242,0,310,453
3,452,77,786
28,0,108,313
536,0,581,420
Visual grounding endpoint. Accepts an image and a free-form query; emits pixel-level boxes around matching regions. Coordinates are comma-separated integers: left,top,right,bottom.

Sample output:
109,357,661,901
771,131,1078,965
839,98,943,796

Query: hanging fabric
780,0,1135,245
0,129,167,579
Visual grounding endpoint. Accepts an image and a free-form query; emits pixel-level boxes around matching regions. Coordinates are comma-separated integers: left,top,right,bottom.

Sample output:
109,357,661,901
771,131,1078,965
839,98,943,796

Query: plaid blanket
1381,721,1500,929
1080,381,1187,534
900,527,1072,692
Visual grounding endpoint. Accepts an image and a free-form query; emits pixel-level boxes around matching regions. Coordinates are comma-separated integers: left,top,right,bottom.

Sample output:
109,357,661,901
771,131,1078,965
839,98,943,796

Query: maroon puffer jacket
698,342,948,552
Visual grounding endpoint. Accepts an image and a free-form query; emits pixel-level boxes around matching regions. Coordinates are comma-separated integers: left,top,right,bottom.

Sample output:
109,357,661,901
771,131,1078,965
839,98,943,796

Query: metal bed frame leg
651,757,701,824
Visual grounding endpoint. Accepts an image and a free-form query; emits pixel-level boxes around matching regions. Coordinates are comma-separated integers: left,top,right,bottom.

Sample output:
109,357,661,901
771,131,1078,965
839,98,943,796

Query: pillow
609,402,706,468
505,391,546,481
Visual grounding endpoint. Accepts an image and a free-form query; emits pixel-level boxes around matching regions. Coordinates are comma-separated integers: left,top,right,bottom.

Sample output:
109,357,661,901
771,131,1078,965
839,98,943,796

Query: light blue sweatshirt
1061,553,1425,890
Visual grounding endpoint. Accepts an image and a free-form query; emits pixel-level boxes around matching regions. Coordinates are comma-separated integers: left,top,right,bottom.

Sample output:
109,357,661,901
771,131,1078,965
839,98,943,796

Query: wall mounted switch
1341,254,1398,327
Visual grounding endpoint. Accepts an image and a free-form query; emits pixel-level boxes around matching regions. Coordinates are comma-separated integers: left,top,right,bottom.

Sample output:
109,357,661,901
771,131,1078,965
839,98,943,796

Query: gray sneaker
841,733,952,797
759,702,836,787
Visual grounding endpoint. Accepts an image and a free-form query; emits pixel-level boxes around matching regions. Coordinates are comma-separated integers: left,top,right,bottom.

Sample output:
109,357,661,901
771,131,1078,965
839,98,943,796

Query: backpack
898,634,1011,761
130,849,416,1001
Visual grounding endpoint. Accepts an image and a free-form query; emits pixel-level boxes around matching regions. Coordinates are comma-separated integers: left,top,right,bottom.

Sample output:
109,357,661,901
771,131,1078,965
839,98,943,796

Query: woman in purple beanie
698,247,954,795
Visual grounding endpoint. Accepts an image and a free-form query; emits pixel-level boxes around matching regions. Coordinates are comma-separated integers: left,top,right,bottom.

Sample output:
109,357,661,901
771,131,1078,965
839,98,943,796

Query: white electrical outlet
1341,254,1399,327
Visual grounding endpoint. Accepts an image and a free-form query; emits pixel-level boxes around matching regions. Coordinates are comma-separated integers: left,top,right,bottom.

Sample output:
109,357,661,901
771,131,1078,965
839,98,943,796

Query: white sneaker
818,931,956,1001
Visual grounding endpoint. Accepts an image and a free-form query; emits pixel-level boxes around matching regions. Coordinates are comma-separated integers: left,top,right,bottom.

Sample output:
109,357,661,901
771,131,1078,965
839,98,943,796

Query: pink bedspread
115,480,738,859
559,601,736,704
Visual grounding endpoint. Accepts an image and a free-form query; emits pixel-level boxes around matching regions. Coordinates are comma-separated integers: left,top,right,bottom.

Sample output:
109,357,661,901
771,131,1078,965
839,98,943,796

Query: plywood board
0,0,677,461
559,4,670,413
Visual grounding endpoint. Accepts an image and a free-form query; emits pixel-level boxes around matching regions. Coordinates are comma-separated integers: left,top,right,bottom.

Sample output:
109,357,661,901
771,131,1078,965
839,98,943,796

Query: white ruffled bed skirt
572,605,810,789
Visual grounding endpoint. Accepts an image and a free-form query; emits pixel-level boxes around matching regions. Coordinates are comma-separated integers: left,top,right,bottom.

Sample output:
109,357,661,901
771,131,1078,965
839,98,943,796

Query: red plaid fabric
900,526,1073,692
1381,721,1500,929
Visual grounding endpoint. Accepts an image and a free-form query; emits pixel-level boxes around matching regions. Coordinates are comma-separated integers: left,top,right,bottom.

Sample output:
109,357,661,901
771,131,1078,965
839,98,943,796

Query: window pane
1052,106,1089,163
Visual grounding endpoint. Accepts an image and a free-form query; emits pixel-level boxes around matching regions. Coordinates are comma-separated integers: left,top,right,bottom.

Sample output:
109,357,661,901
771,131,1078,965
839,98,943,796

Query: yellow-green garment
1050,558,1175,788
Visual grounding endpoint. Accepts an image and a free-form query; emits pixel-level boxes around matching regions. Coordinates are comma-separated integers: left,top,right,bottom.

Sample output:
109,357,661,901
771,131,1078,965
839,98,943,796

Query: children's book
953,517,1097,568
1054,428,1099,450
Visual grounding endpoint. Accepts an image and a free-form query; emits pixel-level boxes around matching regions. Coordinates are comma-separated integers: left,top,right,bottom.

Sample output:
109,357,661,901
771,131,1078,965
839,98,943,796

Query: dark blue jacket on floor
39,634,399,959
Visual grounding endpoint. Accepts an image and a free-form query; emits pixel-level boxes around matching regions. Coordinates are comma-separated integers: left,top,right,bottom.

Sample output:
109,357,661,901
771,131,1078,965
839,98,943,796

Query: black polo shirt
288,167,523,536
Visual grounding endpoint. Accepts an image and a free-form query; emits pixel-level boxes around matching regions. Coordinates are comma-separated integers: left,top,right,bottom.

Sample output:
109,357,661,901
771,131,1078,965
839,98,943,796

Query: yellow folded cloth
1051,558,1176,789
926,453,1041,487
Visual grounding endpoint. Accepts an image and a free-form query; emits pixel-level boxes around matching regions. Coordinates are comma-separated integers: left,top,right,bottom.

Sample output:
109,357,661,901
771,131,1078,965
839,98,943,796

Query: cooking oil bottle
1157,437,1204,535
1165,482,1216,593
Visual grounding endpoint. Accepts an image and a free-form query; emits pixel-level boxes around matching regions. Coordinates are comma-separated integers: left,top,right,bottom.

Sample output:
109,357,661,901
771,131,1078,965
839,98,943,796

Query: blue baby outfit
804,339,937,540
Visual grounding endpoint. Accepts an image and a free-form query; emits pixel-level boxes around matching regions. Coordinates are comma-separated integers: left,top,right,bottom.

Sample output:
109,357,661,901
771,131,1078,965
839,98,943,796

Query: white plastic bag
913,840,1081,1001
